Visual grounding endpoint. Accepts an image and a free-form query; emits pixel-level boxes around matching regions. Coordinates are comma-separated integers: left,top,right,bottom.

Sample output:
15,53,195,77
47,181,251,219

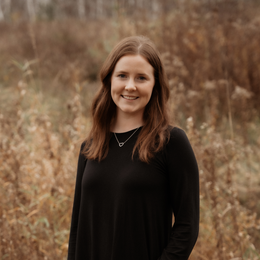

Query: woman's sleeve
159,128,200,260
67,142,87,260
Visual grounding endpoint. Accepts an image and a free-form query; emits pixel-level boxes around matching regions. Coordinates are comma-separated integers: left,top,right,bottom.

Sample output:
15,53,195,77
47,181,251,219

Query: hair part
83,35,171,163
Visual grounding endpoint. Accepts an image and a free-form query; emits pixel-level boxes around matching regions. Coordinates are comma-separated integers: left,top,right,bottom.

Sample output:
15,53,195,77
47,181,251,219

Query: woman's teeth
122,95,138,100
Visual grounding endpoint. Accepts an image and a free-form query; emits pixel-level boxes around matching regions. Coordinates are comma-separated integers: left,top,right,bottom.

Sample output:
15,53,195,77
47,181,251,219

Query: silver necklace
114,127,140,147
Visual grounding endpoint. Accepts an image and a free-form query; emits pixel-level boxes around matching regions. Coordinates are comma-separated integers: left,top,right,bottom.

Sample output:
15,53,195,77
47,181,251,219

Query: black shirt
68,127,199,260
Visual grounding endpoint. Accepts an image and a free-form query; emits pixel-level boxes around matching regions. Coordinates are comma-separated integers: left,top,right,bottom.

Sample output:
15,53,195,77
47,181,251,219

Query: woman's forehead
113,55,154,74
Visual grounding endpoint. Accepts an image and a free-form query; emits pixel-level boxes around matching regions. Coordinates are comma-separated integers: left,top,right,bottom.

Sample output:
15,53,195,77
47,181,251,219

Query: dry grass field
0,1,260,259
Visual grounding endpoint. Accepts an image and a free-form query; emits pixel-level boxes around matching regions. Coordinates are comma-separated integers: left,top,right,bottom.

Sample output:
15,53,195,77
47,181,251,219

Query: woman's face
111,54,155,120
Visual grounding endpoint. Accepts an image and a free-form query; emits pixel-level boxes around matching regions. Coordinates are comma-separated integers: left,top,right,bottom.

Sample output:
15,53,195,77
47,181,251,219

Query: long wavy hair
83,35,171,163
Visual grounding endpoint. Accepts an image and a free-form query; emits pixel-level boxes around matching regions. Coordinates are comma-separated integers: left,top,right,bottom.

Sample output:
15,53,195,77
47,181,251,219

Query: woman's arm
67,142,87,260
159,127,200,260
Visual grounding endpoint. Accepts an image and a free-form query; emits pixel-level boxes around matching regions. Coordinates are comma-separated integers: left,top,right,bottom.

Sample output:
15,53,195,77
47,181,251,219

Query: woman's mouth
121,95,138,100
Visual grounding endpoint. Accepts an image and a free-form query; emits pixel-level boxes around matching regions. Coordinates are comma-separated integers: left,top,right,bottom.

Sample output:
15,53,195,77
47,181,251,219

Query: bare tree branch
27,0,36,21
0,1,4,21
78,0,85,20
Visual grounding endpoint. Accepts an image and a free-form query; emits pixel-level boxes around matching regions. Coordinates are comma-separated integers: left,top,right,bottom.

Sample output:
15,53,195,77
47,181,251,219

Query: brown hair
83,35,170,163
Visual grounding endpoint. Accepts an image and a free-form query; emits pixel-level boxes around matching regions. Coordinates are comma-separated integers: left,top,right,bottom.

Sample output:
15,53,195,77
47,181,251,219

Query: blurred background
0,0,260,259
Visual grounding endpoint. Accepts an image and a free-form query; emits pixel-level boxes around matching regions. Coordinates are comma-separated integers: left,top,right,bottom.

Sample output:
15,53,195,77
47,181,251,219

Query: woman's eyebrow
137,73,149,76
115,70,150,78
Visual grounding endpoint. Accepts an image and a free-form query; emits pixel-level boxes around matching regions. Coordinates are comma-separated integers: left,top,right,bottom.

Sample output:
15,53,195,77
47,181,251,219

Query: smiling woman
83,36,172,162
111,54,155,132
67,36,199,260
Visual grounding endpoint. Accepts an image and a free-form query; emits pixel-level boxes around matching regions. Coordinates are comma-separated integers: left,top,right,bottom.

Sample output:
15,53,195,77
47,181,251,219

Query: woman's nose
125,78,136,91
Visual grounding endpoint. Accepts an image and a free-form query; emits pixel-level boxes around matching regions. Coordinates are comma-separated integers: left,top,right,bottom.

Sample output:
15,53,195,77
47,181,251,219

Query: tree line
0,0,182,21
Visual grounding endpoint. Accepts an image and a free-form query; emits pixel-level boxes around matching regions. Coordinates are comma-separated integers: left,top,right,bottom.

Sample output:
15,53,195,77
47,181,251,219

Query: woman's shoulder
167,125,187,139
166,125,191,149
79,140,89,159
80,140,87,150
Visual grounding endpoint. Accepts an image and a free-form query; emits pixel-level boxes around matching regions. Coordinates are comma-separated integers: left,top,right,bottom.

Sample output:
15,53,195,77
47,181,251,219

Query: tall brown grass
0,1,260,259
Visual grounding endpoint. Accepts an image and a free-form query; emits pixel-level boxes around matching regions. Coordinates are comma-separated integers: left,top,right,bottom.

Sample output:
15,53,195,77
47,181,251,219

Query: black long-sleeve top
67,127,199,260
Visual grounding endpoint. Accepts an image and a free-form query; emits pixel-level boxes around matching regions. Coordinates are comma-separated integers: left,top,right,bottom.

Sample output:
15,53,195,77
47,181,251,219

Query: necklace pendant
114,127,140,148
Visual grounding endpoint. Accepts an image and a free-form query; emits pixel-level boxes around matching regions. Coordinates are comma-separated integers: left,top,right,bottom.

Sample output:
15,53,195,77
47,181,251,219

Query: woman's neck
111,112,143,133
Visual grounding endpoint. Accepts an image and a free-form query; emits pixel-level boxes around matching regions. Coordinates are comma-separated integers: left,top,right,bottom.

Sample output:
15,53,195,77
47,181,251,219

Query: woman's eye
118,74,126,78
138,76,146,81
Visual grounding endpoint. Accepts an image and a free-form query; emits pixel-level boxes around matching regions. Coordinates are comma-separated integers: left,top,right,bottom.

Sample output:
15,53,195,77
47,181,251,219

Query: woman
67,36,199,260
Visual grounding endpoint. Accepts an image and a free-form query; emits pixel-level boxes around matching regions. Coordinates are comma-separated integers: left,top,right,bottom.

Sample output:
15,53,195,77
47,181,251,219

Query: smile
121,95,138,100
